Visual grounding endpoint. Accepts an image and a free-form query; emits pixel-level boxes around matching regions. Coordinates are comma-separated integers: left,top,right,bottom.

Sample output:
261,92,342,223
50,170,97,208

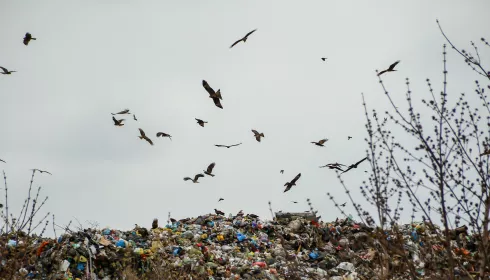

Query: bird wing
284,184,292,192
207,162,216,173
144,137,154,145
388,60,400,70
244,29,257,39
377,70,387,76
318,139,327,145
112,116,119,124
194,174,205,180
230,38,243,48
290,173,301,184
156,132,164,137
0,159,5,163
183,177,192,181
0,66,7,73
354,157,368,167
215,144,225,147
251,130,259,136
212,97,223,109
230,143,242,147
202,80,215,96
196,118,202,123
341,166,354,174
139,128,146,137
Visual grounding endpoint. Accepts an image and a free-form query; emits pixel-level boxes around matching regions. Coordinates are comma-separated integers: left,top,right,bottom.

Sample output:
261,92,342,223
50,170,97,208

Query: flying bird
183,174,204,183
204,162,216,177
0,66,16,75
215,143,242,148
291,201,298,204
230,29,257,48
218,198,224,202
32,169,52,175
251,130,265,142
23,33,36,46
280,170,284,174
348,136,352,140
112,116,124,126
156,132,172,141
320,163,346,171
0,159,5,163
214,209,225,216
284,173,301,193
138,128,154,145
311,138,328,147
340,202,347,207
202,80,223,109
341,157,368,174
195,118,208,127
111,109,130,115
378,60,401,76
321,58,327,61
133,114,137,121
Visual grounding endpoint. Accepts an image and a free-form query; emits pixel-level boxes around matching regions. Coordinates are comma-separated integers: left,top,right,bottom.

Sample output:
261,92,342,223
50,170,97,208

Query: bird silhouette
156,132,172,141
340,202,347,207
0,159,5,163
481,149,490,156
378,60,400,76
341,157,368,174
321,58,327,61
195,118,208,127
284,173,301,193
280,170,284,174
0,66,16,75
218,198,224,202
133,114,137,121
215,143,242,148
112,116,124,126
111,109,130,115
251,130,265,142
311,138,328,147
204,162,216,177
348,136,352,140
319,163,345,172
183,174,204,183
202,80,223,109
138,128,154,145
23,33,36,46
230,29,257,48
32,169,52,175
214,209,225,215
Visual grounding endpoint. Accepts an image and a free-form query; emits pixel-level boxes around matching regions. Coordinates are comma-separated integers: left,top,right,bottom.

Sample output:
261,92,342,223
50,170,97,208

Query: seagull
202,80,223,109
215,143,242,148
204,162,216,177
0,159,5,163
311,138,328,147
321,58,327,61
112,116,124,126
183,174,204,183
378,60,401,76
111,109,130,115
218,198,224,202
280,170,284,174
195,118,208,127
32,169,52,175
284,173,301,193
348,136,352,140
251,130,265,142
230,29,257,49
138,128,154,145
0,66,16,75
341,157,368,174
214,209,225,215
156,132,172,141
23,33,36,46
133,114,137,121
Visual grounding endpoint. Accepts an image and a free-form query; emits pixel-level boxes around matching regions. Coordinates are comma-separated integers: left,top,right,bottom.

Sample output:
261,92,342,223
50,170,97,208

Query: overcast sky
1,1,489,234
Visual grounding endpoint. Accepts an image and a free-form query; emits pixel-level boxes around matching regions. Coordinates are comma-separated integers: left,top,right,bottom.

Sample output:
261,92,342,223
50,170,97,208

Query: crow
251,130,265,142
341,157,368,174
311,138,328,147
202,80,223,109
0,66,16,75
284,173,301,193
378,60,401,76
112,116,124,126
195,118,208,127
156,132,172,140
183,174,204,183
138,128,154,145
23,33,36,46
204,162,216,177
230,29,257,48
215,143,242,148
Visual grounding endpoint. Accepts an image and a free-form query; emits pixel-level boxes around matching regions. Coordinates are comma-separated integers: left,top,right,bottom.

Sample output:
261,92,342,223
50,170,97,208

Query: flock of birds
1,29,418,217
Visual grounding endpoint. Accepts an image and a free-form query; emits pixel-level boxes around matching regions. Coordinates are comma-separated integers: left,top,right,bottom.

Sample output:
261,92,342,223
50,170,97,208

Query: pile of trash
0,211,483,279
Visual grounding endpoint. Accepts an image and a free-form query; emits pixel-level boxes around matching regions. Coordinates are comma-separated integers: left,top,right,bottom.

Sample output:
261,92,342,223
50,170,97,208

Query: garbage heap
0,212,483,279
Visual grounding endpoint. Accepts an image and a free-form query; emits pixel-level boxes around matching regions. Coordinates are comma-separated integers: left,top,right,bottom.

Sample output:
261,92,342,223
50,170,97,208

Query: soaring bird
340,202,347,207
111,109,130,115
230,29,257,49
23,33,36,46
321,57,327,61
32,169,52,175
138,128,154,145
341,157,368,174
156,132,172,140
202,80,223,109
311,138,328,147
251,130,265,142
0,66,16,75
204,162,216,177
284,173,301,193
378,60,401,76
214,209,225,215
112,116,124,126
133,114,137,121
280,170,284,174
215,143,242,148
152,218,158,229
195,118,208,127
0,159,5,163
218,198,224,202
183,174,204,183
348,136,352,140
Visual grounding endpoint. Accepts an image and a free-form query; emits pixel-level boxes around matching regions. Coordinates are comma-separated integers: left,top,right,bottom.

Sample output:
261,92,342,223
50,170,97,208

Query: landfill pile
0,212,483,279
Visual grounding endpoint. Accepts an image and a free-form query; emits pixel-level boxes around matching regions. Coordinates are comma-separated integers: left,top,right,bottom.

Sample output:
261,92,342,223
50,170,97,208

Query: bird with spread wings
202,80,223,109
183,174,204,183
378,60,400,76
138,128,154,145
284,173,301,193
204,162,216,177
251,130,265,142
230,29,257,49
215,143,242,148
341,157,368,174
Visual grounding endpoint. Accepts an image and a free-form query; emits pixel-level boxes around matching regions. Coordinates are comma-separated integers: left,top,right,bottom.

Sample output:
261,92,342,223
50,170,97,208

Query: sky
0,0,489,235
